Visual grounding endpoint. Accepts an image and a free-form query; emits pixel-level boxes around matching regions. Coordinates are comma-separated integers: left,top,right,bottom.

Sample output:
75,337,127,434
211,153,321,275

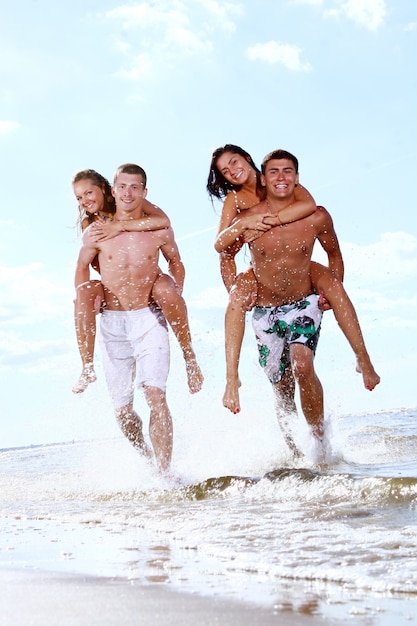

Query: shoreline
0,567,340,626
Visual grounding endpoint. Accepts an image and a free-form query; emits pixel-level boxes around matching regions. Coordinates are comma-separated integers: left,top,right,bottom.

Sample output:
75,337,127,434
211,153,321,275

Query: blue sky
1,0,416,448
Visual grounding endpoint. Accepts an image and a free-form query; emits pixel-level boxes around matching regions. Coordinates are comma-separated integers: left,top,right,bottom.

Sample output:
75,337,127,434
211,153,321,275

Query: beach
1,408,416,625
0,569,344,626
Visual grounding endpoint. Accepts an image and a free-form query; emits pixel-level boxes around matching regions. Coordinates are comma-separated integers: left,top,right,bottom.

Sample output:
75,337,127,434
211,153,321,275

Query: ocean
1,406,416,624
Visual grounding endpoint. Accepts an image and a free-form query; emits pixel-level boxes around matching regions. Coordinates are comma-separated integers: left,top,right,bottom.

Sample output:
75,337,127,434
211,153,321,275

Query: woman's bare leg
151,274,203,394
73,280,104,393
310,262,380,391
223,269,258,414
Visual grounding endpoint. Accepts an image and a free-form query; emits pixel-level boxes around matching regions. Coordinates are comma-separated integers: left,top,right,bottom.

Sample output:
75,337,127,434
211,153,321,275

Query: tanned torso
249,204,335,307
82,227,175,311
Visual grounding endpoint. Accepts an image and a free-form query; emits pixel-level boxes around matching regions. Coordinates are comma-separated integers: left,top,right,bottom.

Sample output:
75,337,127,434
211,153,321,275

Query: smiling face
112,172,148,214
261,158,299,201
73,179,105,215
215,151,253,186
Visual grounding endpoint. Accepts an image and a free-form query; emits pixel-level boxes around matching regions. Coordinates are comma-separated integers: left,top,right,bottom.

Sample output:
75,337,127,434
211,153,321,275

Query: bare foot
222,378,241,414
356,358,381,391
185,356,204,394
72,366,97,394
312,431,327,465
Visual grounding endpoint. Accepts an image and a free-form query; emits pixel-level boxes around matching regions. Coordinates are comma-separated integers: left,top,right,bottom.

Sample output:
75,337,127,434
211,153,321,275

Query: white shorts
99,306,169,409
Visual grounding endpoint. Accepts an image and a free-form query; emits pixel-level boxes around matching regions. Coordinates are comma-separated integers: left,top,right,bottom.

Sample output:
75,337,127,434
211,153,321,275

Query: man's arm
315,206,344,281
159,228,185,293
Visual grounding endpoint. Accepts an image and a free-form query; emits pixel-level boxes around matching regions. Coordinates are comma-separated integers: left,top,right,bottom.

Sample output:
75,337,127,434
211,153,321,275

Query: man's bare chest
100,234,160,269
251,225,315,263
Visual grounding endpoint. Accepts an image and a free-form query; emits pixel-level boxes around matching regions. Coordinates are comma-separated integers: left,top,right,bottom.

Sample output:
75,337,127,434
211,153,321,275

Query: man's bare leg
311,262,380,391
223,270,257,414
272,358,301,457
151,274,203,394
115,403,153,459
144,386,173,473
73,280,103,393
290,344,324,443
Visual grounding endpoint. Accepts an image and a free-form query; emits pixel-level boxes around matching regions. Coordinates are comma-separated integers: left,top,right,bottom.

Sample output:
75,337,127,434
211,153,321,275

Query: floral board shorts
251,294,322,384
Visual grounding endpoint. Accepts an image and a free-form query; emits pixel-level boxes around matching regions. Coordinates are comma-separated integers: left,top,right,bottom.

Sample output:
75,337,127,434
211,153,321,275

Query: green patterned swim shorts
251,294,322,384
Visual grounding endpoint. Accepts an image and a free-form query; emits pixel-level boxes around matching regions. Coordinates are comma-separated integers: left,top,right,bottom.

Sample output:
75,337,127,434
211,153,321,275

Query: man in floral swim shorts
225,150,346,457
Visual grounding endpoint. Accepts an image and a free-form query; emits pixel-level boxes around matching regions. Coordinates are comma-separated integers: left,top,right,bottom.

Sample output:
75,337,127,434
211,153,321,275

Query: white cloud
0,263,71,325
292,0,323,5
195,0,244,32
342,232,417,281
313,232,417,315
404,22,417,32
246,41,312,72
105,0,242,81
115,52,154,81
0,330,70,371
0,120,21,135
107,2,208,50
324,0,386,31
0,263,74,371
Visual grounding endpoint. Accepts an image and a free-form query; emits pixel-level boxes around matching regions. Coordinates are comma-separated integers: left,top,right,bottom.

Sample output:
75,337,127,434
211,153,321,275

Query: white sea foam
0,408,416,623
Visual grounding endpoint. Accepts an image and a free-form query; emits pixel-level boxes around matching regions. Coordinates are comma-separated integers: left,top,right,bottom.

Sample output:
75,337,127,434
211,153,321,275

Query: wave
173,467,417,509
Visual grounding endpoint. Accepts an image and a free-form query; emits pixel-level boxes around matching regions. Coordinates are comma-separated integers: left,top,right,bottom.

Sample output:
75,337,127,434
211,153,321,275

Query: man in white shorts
74,163,186,472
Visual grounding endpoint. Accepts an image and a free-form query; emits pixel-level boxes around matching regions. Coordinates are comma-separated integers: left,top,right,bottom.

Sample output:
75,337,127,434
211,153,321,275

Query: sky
1,0,416,449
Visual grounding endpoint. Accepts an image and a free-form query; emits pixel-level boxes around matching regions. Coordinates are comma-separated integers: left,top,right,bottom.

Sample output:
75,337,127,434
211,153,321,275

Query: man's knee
143,385,167,407
229,285,252,311
291,348,315,379
152,274,180,308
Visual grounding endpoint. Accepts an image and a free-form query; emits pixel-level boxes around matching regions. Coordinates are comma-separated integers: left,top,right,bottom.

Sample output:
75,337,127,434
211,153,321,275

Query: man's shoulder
312,205,332,222
311,206,336,234
143,198,162,213
152,225,176,244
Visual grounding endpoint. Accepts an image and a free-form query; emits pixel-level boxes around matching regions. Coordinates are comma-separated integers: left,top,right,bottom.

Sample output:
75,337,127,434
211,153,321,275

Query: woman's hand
89,220,122,242
241,212,273,243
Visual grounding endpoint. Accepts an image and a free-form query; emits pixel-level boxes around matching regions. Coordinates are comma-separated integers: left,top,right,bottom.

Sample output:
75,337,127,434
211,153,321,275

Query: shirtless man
74,163,197,472
225,149,380,453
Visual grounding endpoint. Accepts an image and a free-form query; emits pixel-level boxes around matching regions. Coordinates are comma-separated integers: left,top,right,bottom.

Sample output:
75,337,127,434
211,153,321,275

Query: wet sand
0,569,341,626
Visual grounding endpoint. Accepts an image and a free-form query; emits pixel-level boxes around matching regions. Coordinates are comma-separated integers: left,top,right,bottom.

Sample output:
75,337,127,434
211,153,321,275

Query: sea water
0,406,416,624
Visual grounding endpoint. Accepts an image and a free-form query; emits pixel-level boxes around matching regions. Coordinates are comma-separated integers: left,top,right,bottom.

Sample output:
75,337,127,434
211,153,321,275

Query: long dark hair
72,169,116,229
206,144,263,200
